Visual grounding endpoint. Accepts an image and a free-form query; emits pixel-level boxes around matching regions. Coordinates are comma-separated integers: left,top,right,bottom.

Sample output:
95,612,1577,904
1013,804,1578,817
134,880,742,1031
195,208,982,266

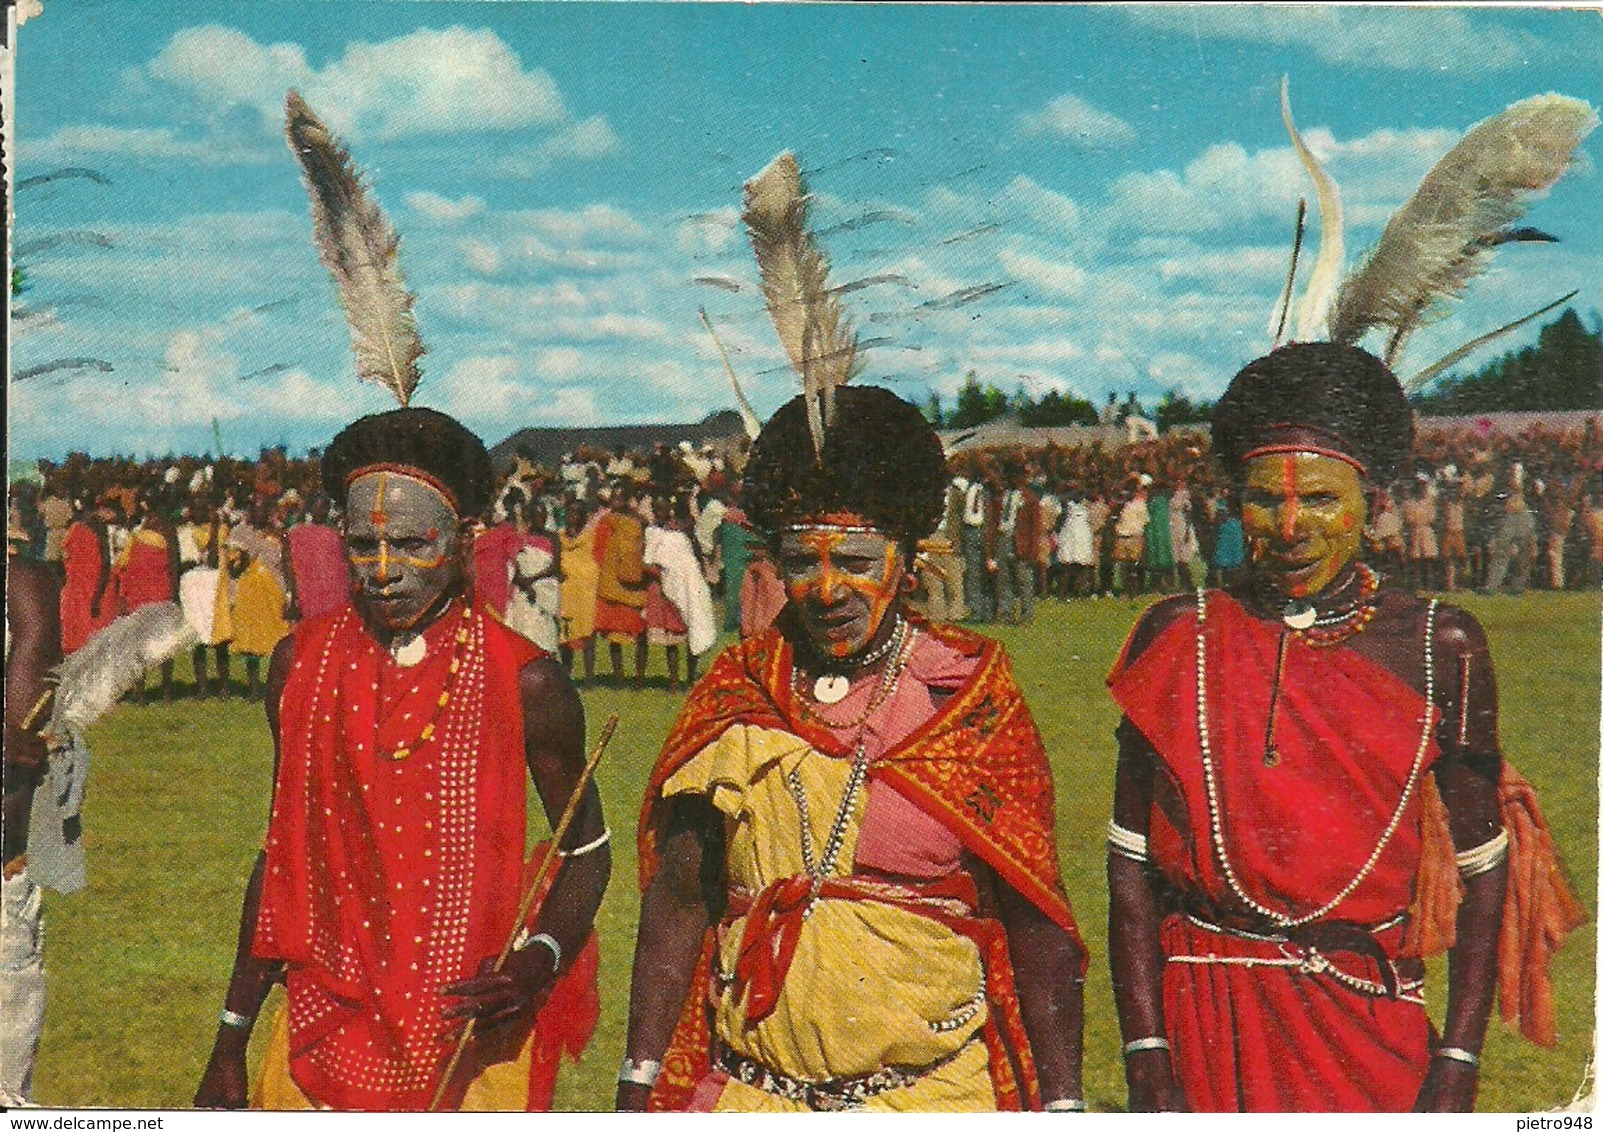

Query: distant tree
1154,388,1214,432
1019,389,1099,427
11,266,26,298
1410,308,1603,413
948,371,1012,428
924,391,945,427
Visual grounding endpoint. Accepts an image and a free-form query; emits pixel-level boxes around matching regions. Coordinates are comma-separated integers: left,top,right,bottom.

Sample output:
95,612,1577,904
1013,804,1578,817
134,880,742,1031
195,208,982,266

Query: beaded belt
714,1036,978,1111
1167,913,1424,1004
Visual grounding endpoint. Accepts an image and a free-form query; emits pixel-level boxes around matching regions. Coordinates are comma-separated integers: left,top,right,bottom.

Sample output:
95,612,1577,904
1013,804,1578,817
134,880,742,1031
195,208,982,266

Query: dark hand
615,1080,652,1112
438,946,558,1037
1125,1048,1188,1112
1413,1058,1477,1112
194,1034,250,1109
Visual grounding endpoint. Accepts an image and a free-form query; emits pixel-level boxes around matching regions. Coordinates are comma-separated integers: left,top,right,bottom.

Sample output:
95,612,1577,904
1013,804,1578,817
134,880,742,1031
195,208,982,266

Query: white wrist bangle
513,930,562,972
1435,1046,1479,1067
1106,820,1149,863
1455,829,1508,878
219,1008,254,1030
619,1056,661,1087
1122,1036,1171,1057
1045,1098,1087,1112
560,827,611,859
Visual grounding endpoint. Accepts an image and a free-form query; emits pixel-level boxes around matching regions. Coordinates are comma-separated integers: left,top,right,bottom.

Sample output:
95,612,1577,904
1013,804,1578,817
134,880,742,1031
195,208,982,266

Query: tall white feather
1329,93,1597,358
45,603,198,742
285,90,426,408
742,152,859,460
1282,78,1345,343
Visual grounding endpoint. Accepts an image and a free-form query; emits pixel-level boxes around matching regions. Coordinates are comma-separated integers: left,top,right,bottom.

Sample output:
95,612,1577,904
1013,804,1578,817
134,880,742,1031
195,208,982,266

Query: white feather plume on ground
45,603,198,742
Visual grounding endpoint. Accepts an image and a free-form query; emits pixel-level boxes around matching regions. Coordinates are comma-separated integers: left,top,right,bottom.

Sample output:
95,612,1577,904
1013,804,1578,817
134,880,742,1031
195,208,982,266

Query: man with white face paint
196,407,610,1111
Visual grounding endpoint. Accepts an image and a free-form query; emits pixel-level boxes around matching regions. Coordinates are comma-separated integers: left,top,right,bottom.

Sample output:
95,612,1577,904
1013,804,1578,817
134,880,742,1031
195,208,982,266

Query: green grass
30,593,1599,1111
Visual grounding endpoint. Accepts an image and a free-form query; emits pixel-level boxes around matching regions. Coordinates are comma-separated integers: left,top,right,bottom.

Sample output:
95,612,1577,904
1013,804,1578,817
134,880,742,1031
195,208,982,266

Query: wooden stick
427,714,619,1111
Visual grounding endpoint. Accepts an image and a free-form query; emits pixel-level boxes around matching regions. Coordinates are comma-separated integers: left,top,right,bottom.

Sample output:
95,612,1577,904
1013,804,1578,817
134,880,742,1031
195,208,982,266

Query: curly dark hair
742,385,947,543
322,407,495,518
1212,342,1413,483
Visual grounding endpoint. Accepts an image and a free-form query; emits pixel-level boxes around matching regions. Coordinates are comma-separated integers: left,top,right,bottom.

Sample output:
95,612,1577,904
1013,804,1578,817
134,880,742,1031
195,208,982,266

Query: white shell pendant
1281,600,1317,631
392,635,428,667
813,674,851,704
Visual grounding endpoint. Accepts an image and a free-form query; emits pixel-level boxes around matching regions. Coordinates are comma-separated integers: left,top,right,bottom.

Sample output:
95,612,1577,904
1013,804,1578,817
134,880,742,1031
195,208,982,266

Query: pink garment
800,627,981,879
739,557,787,640
288,522,350,620
473,522,534,615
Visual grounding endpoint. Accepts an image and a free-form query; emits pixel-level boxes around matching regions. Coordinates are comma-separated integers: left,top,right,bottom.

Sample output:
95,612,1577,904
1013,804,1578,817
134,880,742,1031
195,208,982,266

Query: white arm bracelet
1045,1098,1087,1112
1455,828,1509,878
512,930,562,971
560,827,612,859
619,1057,662,1087
1107,820,1149,863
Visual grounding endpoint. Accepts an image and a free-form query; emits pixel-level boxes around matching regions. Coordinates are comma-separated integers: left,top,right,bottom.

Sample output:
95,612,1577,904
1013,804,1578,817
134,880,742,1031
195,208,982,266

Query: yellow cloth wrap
559,527,599,645
231,559,290,657
252,1005,535,1111
662,725,990,1093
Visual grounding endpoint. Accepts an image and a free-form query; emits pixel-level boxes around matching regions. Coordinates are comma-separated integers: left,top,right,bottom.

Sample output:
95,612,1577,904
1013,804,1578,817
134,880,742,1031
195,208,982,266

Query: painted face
344,471,463,634
1241,452,1366,599
777,518,905,661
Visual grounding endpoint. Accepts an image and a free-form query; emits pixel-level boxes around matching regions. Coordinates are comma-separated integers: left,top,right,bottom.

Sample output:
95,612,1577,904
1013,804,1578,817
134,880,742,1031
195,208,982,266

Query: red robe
116,530,174,612
1108,591,1441,1111
60,521,115,654
254,601,596,1110
638,620,1085,1111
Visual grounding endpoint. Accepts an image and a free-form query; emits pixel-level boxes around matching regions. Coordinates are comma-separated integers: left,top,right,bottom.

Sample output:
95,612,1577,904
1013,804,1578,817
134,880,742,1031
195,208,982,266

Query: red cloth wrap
117,536,174,610
255,602,549,1110
1107,591,1444,1111
638,621,1082,1110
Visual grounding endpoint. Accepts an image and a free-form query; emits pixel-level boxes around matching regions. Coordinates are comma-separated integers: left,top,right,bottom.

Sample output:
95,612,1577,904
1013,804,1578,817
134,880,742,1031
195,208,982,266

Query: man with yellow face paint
1104,343,1582,1113
196,407,610,1111
622,382,1088,1113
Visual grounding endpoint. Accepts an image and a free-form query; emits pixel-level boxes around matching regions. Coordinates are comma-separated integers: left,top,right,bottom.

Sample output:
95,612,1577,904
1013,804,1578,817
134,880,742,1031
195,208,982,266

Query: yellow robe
662,724,996,1112
558,527,599,646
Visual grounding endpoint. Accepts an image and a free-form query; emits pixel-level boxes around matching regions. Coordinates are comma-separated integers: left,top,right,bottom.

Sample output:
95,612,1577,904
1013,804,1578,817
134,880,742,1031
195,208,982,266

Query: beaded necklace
1194,588,1437,928
786,623,918,898
383,606,479,763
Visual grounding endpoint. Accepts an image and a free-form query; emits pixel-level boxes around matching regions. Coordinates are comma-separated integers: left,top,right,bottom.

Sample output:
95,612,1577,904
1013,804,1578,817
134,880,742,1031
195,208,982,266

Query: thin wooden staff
428,713,619,1111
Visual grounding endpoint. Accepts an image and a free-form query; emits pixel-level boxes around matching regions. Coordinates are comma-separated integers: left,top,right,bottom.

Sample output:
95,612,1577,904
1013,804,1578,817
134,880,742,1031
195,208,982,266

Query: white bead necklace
1193,589,1437,928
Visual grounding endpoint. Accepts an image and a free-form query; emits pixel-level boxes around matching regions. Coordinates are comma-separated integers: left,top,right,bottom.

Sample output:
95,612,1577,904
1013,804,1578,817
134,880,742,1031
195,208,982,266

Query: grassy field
28,592,1600,1111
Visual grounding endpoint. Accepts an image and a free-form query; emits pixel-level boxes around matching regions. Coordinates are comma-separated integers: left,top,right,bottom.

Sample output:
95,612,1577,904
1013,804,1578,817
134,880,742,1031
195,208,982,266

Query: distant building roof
488,409,747,470
1414,410,1601,436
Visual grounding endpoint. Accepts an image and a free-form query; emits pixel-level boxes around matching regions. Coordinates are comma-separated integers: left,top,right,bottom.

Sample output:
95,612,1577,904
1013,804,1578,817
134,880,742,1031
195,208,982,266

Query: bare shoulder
518,652,582,710
5,556,60,623
1428,600,1490,659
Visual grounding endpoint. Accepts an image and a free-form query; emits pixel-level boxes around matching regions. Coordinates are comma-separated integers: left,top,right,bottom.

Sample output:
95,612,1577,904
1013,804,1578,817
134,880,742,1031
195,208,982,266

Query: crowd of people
9,413,1602,703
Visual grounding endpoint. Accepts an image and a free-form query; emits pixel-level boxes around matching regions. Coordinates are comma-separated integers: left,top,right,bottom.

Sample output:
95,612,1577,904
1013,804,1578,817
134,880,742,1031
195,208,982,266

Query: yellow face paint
778,520,904,661
344,471,461,633
1241,452,1366,598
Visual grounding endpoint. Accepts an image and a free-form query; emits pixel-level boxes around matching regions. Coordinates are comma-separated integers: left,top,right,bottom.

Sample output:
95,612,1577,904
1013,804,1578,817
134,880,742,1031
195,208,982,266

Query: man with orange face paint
196,407,610,1111
1105,343,1582,1112
624,385,1088,1113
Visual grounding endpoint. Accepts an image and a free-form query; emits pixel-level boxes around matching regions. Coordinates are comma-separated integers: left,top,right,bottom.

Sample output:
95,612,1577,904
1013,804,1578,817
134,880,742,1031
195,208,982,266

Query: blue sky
9,2,1601,459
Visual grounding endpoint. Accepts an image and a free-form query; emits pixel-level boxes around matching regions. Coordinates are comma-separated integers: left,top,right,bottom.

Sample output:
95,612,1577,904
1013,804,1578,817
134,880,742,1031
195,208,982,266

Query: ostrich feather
1282,79,1345,342
698,307,762,440
45,603,198,742
284,90,425,408
742,152,860,460
1328,93,1596,359
1403,290,1578,392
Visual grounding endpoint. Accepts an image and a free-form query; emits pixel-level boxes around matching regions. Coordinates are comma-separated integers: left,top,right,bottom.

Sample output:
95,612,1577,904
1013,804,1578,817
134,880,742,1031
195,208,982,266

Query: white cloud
1004,176,1082,235
495,116,624,177
407,192,486,222
462,240,504,276
677,210,740,256
1120,8,1590,72
527,204,648,247
149,24,567,142
21,124,269,165
1018,94,1136,147
998,246,1087,298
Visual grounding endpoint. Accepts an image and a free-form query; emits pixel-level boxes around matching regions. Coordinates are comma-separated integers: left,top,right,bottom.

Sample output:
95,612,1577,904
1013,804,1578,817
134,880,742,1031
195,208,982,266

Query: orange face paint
1241,452,1366,599
778,521,903,660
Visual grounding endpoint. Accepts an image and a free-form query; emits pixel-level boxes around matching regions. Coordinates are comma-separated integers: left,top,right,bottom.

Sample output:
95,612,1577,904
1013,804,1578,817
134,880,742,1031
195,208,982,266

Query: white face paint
344,471,464,634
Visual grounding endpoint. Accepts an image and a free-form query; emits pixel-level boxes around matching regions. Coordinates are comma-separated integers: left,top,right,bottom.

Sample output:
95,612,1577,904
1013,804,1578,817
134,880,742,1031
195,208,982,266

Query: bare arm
988,862,1085,1107
195,635,295,1108
4,562,62,866
1415,608,1505,1113
441,656,609,1030
616,796,724,1111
